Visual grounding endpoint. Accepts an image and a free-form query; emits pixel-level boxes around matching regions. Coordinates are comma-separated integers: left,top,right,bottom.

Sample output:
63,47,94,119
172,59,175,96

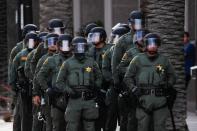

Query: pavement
0,112,197,131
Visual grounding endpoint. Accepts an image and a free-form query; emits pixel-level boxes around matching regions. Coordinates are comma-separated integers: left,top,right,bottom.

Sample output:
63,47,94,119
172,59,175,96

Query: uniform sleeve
37,58,53,91
31,44,44,75
24,52,34,80
166,59,176,87
112,40,124,84
32,56,46,96
10,53,21,91
94,61,103,89
102,48,112,82
123,56,138,90
56,61,74,94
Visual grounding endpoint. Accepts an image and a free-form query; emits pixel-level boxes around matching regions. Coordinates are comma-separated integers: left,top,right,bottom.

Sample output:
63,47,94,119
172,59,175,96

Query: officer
31,19,65,75
118,29,148,131
37,34,73,131
102,26,129,131
32,33,59,131
112,10,145,131
25,32,48,131
84,23,98,49
56,36,102,131
124,33,176,131
87,27,112,131
10,32,39,131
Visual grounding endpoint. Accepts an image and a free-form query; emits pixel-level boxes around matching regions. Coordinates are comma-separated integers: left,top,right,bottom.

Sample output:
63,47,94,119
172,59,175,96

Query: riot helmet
47,19,65,34
144,33,161,56
38,32,48,43
84,23,98,37
128,10,144,31
45,33,59,52
72,36,87,58
90,27,107,45
57,34,73,53
22,24,38,38
109,27,129,44
24,32,39,50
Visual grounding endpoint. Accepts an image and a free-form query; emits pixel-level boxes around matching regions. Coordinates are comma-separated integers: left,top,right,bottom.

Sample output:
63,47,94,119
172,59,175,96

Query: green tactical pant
13,95,21,131
32,105,43,131
51,95,67,131
136,95,169,131
42,104,52,131
65,98,99,131
19,92,32,131
105,87,119,131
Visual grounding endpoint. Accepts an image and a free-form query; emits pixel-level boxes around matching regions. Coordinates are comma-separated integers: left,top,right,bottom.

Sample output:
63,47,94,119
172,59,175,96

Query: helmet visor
113,35,120,44
146,38,159,51
87,33,93,43
40,36,47,42
47,37,58,47
27,39,36,49
53,28,61,35
60,40,70,52
91,33,100,43
134,19,142,30
74,43,85,53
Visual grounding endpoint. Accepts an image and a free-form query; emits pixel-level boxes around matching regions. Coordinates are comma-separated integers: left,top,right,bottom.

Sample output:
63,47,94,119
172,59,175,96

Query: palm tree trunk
140,0,186,130
39,0,73,34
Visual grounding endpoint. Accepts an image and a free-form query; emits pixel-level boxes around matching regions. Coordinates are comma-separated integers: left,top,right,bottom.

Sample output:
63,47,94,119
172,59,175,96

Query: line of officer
124,33,176,131
87,27,112,131
56,36,102,131
112,10,145,131
33,33,59,131
102,26,130,131
37,34,73,131
10,32,39,131
8,24,38,131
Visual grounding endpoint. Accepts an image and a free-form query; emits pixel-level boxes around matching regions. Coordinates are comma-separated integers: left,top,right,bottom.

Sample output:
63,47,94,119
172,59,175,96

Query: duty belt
141,88,165,96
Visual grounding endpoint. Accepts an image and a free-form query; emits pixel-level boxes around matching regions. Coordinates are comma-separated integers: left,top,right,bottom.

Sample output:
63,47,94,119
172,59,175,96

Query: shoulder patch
122,53,128,60
21,56,27,61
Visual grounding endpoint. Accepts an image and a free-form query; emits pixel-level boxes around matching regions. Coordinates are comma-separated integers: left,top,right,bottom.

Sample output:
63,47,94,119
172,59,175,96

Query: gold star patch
85,67,92,73
122,53,128,60
21,56,27,61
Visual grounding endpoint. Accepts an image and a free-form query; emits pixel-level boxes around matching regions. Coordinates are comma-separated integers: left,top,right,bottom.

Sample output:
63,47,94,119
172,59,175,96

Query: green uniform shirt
25,49,36,80
37,53,71,91
56,56,102,94
118,47,141,78
102,46,114,82
124,53,176,90
31,42,47,75
32,52,54,96
8,41,24,84
112,31,135,84
10,48,31,89
88,43,112,69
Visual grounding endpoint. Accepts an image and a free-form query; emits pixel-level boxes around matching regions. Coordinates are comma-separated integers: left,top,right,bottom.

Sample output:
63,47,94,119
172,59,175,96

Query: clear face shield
91,32,100,44
53,27,62,35
27,39,36,49
40,36,47,43
74,43,86,54
112,34,120,44
60,40,70,52
87,33,93,44
128,19,142,30
135,30,144,47
146,38,159,55
47,37,58,48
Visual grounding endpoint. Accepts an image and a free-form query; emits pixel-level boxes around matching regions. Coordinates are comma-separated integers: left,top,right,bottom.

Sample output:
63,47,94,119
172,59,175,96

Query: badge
156,64,164,74
21,56,27,61
85,67,92,73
